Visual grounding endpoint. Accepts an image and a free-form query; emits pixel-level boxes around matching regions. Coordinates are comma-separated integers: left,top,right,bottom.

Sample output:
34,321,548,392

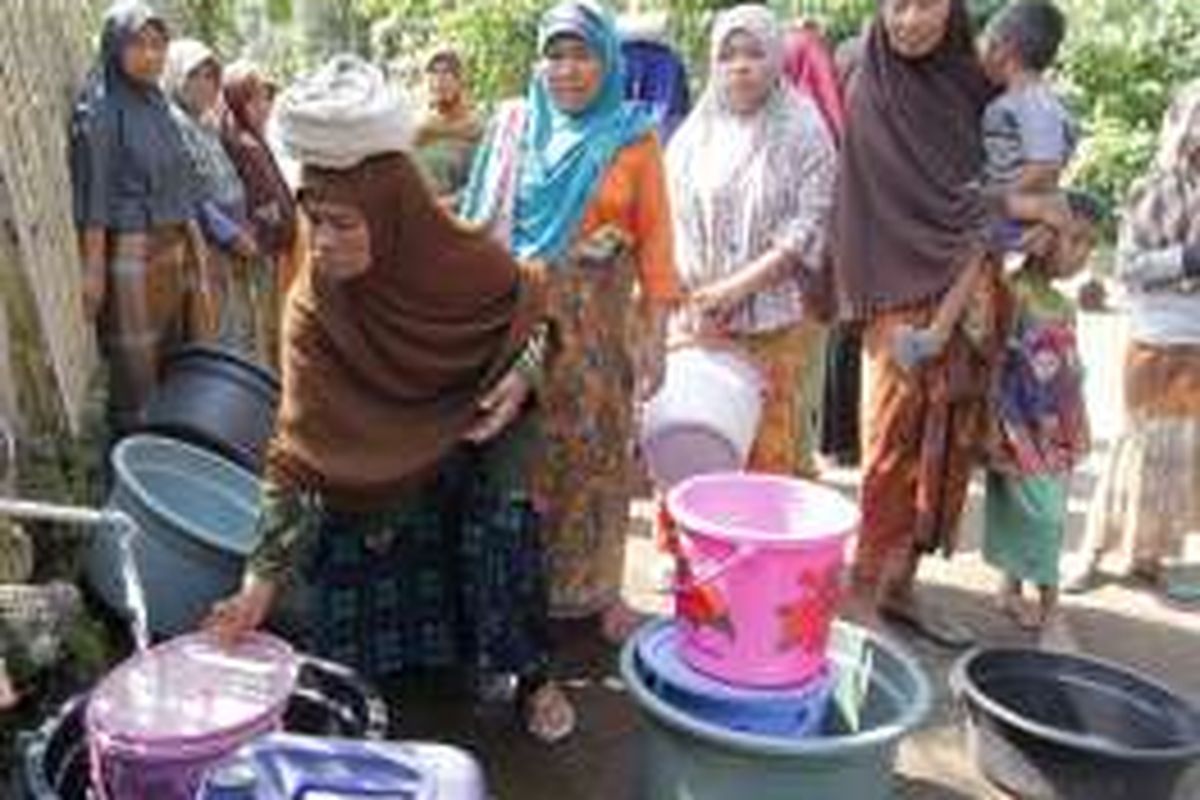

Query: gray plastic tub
86,434,262,638
622,619,932,800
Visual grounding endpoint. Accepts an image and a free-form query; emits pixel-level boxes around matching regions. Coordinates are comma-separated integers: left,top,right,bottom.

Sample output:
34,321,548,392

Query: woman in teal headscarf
462,0,681,642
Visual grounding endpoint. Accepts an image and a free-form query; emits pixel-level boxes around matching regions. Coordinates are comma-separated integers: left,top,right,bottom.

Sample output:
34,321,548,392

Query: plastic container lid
88,632,298,748
635,623,834,736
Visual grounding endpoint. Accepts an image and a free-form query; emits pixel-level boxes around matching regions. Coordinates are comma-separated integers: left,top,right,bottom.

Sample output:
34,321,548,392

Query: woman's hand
233,230,260,261
82,263,106,320
1019,223,1058,261
690,273,750,320
204,576,277,646
80,228,108,320
464,368,531,443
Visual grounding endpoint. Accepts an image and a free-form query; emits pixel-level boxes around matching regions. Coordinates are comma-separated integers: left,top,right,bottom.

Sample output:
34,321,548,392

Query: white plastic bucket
640,345,766,490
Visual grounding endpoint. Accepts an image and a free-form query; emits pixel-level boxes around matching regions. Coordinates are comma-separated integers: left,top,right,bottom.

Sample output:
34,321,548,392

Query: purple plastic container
86,632,298,800
635,622,835,737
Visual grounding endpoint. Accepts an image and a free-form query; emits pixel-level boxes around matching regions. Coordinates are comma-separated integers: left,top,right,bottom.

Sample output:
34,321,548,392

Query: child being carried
892,0,1088,371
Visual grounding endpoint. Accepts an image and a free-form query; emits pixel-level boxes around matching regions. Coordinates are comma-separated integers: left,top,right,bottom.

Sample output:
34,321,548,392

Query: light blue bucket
622,618,932,800
86,434,262,638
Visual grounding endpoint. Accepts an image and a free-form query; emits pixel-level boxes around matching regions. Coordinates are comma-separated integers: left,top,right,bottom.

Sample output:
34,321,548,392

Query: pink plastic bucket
664,473,859,688
87,631,298,800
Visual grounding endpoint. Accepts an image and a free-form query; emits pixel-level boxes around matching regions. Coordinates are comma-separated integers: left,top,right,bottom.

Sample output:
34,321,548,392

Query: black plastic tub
15,655,387,800
142,345,280,473
951,648,1200,800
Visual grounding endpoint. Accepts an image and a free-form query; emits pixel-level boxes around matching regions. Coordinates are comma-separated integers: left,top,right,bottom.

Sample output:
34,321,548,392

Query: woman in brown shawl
207,57,575,743
831,0,995,645
220,60,299,365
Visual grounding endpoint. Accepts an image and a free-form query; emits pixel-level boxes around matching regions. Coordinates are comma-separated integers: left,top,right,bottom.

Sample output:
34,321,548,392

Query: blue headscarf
470,1,654,261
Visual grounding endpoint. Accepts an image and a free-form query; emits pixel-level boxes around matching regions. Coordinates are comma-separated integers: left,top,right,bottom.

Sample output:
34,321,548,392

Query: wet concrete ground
385,309,1200,799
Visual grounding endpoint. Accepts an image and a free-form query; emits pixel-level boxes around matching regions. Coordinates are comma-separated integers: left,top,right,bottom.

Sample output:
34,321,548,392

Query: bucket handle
657,502,760,590
679,543,758,588
295,654,390,740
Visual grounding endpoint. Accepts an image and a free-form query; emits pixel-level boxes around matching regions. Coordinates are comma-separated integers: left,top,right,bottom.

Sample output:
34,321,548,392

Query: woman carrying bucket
205,56,576,744
830,0,996,646
460,1,681,642
666,4,837,478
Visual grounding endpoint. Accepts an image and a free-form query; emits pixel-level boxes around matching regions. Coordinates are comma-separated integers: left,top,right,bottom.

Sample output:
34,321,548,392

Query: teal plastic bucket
86,435,262,638
622,619,932,800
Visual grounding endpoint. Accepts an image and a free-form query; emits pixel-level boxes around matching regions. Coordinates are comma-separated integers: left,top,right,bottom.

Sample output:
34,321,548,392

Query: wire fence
0,0,100,435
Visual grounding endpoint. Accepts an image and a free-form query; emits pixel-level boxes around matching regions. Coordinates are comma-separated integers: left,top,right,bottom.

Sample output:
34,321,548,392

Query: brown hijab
220,63,298,257
831,0,995,318
265,152,540,507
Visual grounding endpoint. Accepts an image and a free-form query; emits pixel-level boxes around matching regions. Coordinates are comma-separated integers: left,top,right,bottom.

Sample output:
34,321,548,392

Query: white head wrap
275,54,413,170
163,38,217,105
666,3,836,331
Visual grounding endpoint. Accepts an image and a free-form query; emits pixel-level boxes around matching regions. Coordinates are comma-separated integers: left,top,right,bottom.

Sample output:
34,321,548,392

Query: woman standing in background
221,60,299,366
667,3,837,477
70,3,215,433
461,0,681,641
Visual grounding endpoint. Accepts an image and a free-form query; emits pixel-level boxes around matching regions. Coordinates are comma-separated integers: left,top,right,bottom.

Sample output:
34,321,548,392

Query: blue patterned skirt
287,449,549,682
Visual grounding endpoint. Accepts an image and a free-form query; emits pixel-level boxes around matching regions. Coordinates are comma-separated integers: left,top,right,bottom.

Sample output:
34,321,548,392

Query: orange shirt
578,132,681,302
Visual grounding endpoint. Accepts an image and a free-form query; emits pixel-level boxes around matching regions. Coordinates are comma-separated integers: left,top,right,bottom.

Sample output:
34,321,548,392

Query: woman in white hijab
666,3,837,476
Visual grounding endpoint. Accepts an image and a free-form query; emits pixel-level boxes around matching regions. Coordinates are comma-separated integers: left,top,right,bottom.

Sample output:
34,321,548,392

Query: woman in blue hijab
70,1,215,433
461,1,680,651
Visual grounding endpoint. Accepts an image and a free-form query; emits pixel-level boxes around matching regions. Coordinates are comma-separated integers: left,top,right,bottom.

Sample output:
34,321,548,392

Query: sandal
520,679,576,745
881,601,975,649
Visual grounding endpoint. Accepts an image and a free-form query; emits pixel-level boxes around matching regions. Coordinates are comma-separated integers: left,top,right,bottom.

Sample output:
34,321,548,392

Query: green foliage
91,0,1200,244
170,0,242,53
441,1,548,103
1059,0,1200,238
365,0,547,105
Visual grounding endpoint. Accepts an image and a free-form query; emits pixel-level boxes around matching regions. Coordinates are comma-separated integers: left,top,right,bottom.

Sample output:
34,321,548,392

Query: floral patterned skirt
1082,342,1200,571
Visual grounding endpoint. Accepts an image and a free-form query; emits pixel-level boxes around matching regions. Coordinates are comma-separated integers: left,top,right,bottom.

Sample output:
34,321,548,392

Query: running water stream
0,497,150,650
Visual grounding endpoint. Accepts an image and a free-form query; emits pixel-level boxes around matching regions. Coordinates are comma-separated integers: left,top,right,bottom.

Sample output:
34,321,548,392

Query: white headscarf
163,38,218,112
666,4,836,332
275,54,413,170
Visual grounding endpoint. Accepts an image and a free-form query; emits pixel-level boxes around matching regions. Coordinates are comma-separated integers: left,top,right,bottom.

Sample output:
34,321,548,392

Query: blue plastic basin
622,618,932,800
636,622,834,737
86,434,262,638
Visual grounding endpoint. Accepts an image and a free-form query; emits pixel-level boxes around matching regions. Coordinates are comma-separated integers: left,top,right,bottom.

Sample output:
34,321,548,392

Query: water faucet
0,497,149,649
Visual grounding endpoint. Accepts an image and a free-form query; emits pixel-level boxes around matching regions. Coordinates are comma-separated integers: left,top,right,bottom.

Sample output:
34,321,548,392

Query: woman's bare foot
995,578,1041,630
840,587,884,631
522,680,576,744
1037,609,1079,652
600,600,646,645
997,592,1040,630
